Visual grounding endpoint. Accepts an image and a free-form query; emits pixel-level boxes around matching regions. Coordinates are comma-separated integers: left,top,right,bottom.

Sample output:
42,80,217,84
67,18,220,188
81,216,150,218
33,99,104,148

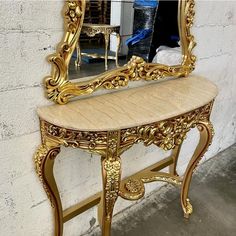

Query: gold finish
169,144,182,176
100,131,121,236
63,156,175,223
44,0,196,104
34,141,63,236
34,1,216,235
76,23,121,70
34,101,215,236
63,192,101,223
44,0,86,104
181,120,214,218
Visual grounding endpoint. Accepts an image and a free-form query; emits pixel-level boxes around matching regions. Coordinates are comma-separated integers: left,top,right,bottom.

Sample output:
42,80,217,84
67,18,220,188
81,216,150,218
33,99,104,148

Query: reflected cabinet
34,1,218,236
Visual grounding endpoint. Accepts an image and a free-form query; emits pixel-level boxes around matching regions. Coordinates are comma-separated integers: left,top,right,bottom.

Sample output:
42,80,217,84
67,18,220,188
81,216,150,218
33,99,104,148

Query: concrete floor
90,144,236,236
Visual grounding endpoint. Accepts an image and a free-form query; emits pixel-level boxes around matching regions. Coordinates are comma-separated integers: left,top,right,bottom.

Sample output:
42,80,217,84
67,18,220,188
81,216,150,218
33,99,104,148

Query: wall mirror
45,0,196,104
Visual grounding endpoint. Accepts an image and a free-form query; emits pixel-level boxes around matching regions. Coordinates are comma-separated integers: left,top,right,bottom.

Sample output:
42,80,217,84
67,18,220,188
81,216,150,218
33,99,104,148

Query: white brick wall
0,1,236,235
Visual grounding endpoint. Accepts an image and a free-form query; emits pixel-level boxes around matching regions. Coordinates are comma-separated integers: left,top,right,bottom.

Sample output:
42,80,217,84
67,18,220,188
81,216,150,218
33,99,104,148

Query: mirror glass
69,0,181,80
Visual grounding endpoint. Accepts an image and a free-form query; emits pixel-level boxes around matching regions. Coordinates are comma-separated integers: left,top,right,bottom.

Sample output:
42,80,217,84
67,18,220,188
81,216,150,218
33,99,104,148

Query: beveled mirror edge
44,0,196,105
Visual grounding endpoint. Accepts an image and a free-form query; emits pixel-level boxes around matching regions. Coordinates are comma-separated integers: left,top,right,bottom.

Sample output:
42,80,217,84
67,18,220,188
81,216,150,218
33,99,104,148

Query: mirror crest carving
45,0,196,104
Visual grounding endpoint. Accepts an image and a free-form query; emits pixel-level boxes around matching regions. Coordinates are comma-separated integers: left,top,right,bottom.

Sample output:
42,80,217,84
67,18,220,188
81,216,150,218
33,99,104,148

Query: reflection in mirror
69,0,181,80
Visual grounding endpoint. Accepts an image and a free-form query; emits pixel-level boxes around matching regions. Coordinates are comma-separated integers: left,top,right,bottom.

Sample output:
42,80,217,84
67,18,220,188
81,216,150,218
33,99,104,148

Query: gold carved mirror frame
45,0,196,104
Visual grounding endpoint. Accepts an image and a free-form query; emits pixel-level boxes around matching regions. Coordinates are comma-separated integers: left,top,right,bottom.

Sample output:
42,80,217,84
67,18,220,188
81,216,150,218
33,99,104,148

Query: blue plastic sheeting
125,29,153,46
134,0,158,8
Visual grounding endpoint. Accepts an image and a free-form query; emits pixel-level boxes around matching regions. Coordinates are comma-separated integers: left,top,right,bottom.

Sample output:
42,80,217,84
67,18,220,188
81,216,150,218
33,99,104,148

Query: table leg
104,32,110,71
181,120,214,218
169,143,182,176
75,42,81,68
115,33,121,68
34,143,63,236
100,131,121,236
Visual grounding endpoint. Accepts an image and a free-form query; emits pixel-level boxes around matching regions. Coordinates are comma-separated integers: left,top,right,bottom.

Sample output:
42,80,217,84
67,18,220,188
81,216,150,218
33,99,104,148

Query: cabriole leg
115,33,121,68
104,32,110,71
100,131,121,236
169,143,183,176
75,42,81,68
34,143,63,236
181,121,214,218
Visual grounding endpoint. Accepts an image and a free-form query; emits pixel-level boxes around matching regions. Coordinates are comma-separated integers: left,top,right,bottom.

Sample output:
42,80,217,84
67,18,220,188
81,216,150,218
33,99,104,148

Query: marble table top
38,76,218,131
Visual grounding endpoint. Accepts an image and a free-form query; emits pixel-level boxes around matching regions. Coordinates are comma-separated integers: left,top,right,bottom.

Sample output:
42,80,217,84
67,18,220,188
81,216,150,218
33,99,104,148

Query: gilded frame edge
44,0,196,104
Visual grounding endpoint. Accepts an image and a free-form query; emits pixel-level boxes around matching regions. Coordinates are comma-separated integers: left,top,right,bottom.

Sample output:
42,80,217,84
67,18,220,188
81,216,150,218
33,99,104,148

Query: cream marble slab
37,76,218,131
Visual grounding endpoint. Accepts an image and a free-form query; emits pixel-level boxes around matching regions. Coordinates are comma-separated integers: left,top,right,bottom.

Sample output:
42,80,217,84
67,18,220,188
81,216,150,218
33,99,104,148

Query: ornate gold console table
34,76,218,236
76,23,121,70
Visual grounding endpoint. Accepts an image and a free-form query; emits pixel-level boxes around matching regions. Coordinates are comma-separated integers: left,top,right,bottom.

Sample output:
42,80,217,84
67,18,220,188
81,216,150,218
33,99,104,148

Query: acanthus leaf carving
121,102,212,151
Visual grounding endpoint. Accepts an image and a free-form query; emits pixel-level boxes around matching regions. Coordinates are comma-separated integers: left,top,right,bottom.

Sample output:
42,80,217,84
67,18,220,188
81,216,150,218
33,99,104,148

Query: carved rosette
120,174,182,201
125,179,144,193
142,175,182,186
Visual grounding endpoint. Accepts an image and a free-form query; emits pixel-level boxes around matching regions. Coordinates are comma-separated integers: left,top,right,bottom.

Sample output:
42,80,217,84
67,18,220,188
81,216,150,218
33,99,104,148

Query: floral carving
121,103,212,151
66,2,82,25
42,120,107,152
35,101,215,234
102,131,121,217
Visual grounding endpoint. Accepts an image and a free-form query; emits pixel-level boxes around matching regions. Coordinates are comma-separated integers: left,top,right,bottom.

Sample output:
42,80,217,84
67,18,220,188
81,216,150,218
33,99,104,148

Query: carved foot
181,121,214,219
183,198,193,219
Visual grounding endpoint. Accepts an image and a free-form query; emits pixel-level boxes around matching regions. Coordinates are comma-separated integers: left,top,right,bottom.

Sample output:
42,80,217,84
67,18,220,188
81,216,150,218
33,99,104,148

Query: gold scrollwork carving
34,144,61,207
121,102,212,151
41,120,107,154
120,173,182,201
40,102,213,157
35,101,215,235
103,158,121,215
34,145,49,183
44,0,196,104
142,175,182,186
100,130,121,233
44,0,86,104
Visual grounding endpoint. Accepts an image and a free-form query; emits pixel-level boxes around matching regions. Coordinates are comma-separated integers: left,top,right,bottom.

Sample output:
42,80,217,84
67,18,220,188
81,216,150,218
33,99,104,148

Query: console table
76,23,121,70
34,75,218,236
